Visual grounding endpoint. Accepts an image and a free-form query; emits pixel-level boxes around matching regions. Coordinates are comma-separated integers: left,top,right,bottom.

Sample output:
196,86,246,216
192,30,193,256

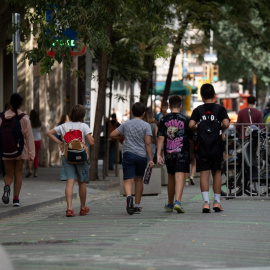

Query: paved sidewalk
0,175,270,270
0,166,119,220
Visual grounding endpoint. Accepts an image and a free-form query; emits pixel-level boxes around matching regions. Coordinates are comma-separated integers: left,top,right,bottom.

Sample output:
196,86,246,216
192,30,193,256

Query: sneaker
126,196,134,215
13,199,20,207
2,185,10,204
134,207,142,214
189,176,195,186
213,200,223,212
202,201,210,213
174,202,185,213
164,203,174,213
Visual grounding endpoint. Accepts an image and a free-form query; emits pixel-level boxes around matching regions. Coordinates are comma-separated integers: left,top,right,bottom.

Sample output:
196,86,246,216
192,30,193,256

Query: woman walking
0,93,35,207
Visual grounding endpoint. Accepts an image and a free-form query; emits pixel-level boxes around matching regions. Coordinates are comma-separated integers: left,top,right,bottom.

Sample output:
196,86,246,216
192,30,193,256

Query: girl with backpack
26,109,43,178
46,105,94,217
0,93,35,207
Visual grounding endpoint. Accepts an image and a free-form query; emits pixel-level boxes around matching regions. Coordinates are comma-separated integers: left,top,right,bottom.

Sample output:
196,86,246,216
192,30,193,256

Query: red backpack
63,124,89,164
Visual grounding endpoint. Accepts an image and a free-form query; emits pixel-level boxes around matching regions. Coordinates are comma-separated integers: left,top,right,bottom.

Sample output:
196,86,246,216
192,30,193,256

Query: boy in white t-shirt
47,105,94,217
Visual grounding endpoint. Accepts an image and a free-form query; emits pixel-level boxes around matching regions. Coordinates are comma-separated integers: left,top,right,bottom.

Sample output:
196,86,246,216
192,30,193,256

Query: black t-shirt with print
157,113,191,160
190,103,230,124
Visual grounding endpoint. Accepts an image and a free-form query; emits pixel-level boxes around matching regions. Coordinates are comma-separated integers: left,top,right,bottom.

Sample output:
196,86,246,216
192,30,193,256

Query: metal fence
222,123,269,198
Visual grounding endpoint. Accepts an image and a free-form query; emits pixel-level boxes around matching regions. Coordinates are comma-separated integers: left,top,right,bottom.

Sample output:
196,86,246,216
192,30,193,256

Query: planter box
119,167,161,195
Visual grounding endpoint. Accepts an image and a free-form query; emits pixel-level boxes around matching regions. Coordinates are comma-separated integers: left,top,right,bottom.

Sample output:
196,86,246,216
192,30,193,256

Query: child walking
157,95,191,213
189,83,230,213
47,105,94,217
110,102,154,215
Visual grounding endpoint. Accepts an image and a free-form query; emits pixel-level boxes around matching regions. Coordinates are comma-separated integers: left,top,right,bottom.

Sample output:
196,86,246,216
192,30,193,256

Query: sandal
66,209,75,217
79,207,90,216
25,172,32,178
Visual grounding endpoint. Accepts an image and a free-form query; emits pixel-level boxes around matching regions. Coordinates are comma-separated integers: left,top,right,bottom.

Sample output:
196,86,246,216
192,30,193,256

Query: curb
0,194,77,220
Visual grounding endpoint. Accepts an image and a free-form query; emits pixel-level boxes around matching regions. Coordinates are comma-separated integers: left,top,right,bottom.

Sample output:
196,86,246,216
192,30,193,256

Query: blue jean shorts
122,151,147,180
61,156,90,182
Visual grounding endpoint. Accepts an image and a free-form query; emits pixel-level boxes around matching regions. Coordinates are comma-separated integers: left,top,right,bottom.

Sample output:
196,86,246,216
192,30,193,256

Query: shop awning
152,81,190,96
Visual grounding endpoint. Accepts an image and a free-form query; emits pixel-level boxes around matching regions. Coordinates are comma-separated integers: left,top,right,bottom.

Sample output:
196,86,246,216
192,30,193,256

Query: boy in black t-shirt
157,96,192,213
189,84,230,213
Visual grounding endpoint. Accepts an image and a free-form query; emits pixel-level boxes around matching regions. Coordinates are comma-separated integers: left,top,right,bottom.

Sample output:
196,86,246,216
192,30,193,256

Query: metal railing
222,123,269,198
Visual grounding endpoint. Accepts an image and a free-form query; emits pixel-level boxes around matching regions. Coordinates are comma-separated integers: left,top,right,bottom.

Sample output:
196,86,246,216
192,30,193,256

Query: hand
157,155,164,165
148,160,155,168
58,141,64,153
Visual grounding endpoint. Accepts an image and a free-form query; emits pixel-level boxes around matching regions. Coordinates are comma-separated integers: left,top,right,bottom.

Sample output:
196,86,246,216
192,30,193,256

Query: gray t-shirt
117,119,152,158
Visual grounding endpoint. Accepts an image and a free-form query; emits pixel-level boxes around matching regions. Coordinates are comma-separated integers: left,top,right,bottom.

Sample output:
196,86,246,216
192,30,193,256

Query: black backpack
0,113,26,158
195,105,222,159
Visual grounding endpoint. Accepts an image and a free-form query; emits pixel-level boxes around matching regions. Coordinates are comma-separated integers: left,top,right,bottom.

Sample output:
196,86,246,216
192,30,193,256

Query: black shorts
196,155,223,172
165,153,190,175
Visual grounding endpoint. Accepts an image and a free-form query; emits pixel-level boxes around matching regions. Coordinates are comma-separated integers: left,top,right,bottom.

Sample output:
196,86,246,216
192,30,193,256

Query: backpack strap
197,105,206,118
17,113,26,121
212,104,221,117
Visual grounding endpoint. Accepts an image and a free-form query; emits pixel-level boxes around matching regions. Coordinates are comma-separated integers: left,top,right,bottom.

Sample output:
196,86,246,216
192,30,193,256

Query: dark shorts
196,155,223,172
165,153,190,175
122,151,147,180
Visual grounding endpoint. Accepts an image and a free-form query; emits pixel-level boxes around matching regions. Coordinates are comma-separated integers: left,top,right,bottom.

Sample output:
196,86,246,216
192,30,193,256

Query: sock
13,196,19,200
214,194,221,203
134,203,140,208
190,175,194,180
126,195,132,197
202,192,209,203
185,178,189,182
175,200,181,205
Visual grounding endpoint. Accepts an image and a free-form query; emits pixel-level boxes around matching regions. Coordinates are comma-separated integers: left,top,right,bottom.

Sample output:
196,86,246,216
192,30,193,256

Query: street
0,180,270,270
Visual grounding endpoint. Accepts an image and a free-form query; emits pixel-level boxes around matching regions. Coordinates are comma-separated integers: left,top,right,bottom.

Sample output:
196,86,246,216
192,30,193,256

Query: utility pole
12,13,20,93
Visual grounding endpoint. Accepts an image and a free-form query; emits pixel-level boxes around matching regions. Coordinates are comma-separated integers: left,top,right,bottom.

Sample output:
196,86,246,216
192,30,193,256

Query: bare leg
3,160,15,186
78,181,86,209
65,179,75,210
134,177,143,204
167,174,175,204
27,161,33,174
174,172,185,202
124,179,134,196
13,160,24,198
212,170,222,194
200,170,210,192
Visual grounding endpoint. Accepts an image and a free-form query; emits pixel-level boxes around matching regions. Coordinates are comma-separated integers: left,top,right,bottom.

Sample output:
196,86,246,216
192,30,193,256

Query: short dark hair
247,96,256,105
161,100,168,107
132,102,146,117
200,83,215,99
111,113,117,120
69,104,85,122
30,109,41,128
169,95,182,109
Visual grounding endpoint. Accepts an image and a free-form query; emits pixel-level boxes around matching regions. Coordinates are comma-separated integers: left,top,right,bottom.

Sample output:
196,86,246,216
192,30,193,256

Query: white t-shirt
32,127,42,141
54,122,92,145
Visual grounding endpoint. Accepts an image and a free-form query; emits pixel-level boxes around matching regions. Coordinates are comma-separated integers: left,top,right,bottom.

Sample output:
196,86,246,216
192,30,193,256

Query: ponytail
10,93,23,117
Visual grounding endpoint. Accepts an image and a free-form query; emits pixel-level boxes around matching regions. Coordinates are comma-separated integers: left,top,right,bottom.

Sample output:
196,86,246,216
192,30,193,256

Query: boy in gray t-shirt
110,102,154,215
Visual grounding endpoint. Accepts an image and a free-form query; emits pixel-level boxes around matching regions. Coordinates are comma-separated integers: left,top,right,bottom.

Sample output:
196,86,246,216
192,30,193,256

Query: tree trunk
163,19,190,101
140,55,155,106
90,22,112,181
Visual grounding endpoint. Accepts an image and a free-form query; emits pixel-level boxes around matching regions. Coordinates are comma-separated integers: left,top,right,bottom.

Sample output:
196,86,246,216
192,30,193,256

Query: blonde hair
144,111,154,124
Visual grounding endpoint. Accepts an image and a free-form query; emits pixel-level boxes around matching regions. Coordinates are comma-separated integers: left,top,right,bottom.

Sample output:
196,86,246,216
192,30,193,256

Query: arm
47,128,64,153
145,135,154,167
24,118,35,161
156,136,165,165
86,133,94,146
110,129,123,140
189,120,197,131
221,118,230,132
